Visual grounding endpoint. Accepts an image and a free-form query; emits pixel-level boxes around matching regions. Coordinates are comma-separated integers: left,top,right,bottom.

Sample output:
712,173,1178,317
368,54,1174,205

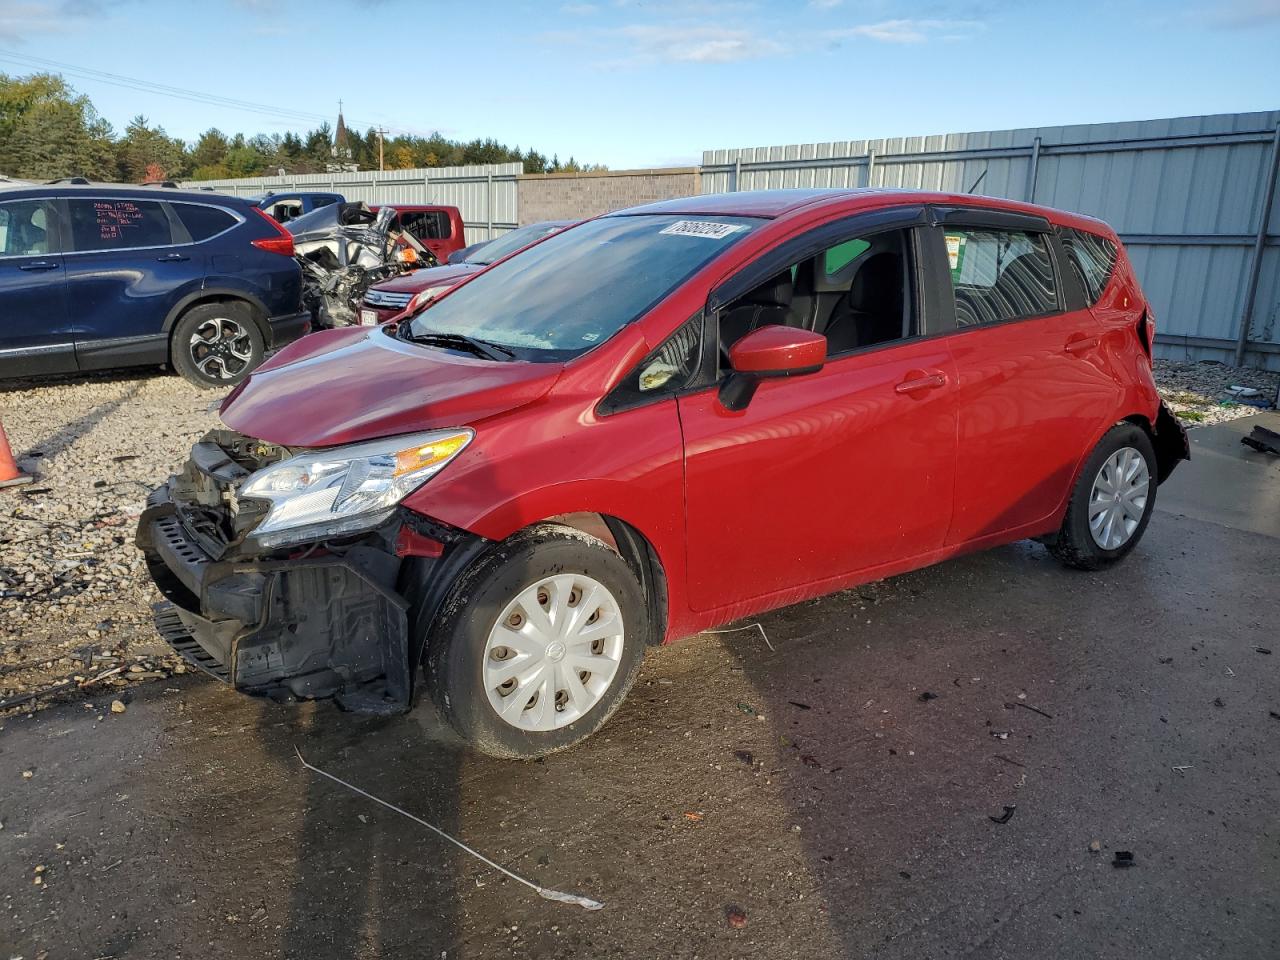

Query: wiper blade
404,330,514,361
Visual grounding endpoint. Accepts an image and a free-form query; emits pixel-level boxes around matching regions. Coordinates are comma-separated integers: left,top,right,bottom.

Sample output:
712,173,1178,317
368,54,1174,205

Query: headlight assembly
239,428,473,548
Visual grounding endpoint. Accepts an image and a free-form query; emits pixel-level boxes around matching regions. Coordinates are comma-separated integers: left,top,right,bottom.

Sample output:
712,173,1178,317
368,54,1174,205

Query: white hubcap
483,574,624,732
1089,446,1150,550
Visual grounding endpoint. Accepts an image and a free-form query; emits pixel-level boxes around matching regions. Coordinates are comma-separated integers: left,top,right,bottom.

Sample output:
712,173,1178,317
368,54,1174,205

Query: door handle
19,260,59,271
895,371,948,394
156,253,190,263
1065,335,1100,355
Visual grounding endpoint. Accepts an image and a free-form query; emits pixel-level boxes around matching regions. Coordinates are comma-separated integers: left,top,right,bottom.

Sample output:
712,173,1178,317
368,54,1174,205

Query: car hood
373,263,479,293
219,326,563,448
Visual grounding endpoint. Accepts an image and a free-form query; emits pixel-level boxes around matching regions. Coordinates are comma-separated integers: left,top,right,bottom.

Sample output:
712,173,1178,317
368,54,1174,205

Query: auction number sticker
660,220,747,240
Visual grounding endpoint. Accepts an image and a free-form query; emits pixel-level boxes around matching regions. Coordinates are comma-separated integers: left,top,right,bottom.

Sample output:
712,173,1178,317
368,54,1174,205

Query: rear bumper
136,482,413,714
265,310,312,350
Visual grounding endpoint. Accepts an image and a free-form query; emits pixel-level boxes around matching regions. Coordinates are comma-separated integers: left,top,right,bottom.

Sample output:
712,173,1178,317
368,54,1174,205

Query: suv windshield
466,221,571,265
406,214,759,360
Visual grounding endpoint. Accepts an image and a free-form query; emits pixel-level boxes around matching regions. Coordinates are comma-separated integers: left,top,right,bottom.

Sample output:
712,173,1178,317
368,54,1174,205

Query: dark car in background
0,183,308,387
248,191,344,224
360,220,573,324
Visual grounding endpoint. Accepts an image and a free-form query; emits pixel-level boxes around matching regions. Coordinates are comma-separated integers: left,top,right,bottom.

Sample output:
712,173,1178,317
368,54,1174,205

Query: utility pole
377,127,387,172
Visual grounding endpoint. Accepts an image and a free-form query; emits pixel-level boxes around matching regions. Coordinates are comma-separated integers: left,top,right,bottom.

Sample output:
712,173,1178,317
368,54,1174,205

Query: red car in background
369,204,467,263
138,189,1188,759
360,220,574,324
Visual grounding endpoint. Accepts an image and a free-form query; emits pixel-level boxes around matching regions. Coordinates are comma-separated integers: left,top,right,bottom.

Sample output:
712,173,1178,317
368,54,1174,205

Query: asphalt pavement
2,414,1278,960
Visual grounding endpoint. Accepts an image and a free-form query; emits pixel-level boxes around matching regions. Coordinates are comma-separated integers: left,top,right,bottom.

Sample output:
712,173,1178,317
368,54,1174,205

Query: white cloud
561,2,599,14
0,0,91,41
840,18,984,43
620,24,786,62
1206,0,1280,27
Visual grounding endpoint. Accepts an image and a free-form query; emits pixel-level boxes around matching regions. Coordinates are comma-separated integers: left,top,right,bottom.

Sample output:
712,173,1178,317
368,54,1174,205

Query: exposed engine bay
286,201,436,328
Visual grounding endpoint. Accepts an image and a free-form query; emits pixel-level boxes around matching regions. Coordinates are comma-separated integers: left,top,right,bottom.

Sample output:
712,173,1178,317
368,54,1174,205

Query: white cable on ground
704,621,775,652
294,746,604,910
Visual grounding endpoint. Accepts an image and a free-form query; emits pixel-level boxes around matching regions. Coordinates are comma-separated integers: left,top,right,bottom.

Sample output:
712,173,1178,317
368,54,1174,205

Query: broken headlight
239,429,473,549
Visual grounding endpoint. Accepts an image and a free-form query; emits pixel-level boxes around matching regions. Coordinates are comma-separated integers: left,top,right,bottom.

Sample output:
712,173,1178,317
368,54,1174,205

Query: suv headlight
239,428,473,548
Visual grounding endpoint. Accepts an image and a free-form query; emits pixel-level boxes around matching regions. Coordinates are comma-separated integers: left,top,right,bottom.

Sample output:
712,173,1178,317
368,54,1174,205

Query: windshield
406,214,759,360
466,221,571,265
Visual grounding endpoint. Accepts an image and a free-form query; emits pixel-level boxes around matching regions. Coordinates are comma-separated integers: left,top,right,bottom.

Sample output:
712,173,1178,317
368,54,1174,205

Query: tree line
0,72,602,183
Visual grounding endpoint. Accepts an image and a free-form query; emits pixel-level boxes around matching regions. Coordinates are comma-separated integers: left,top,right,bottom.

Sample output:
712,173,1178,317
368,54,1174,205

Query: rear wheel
426,525,647,758
170,302,264,388
1049,423,1157,570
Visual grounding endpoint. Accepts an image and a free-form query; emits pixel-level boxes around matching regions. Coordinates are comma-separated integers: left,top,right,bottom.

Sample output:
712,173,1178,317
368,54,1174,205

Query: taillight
249,208,295,256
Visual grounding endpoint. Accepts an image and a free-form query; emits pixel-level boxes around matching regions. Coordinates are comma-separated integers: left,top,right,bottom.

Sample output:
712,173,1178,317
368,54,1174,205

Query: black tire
1049,423,1158,571
170,302,265,389
425,524,648,759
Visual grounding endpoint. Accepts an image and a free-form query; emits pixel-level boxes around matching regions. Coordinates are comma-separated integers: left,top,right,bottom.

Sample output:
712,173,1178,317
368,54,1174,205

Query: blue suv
0,183,309,388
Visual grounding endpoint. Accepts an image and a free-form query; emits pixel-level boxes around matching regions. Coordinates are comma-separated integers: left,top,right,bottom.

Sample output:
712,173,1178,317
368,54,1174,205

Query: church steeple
333,99,351,160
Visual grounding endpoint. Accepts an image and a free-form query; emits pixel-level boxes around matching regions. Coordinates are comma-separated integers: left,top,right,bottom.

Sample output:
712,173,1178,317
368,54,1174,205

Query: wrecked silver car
287,201,434,328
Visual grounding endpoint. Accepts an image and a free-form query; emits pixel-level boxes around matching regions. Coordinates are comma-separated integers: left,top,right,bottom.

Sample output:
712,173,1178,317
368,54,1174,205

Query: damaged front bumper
135,433,483,715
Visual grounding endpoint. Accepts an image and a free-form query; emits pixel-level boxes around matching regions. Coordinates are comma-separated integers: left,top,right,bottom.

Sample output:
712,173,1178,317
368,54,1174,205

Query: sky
0,0,1277,168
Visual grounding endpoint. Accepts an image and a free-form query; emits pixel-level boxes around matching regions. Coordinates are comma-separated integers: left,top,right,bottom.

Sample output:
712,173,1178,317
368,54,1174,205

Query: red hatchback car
137,189,1187,758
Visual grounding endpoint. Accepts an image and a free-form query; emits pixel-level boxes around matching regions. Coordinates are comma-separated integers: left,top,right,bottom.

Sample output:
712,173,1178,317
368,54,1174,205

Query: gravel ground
1,357,1276,714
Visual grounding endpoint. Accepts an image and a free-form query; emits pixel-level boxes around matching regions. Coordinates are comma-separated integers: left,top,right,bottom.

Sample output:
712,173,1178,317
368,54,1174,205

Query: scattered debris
989,805,1017,825
249,907,268,924
1172,765,1192,774
725,905,748,929
1088,840,1102,853
736,702,756,717
1242,425,1280,455
1269,711,1280,721
295,747,604,910
110,699,126,714
1213,697,1225,709
993,755,1026,768
1005,701,1053,719
683,812,703,822
22,769,33,779
990,731,1010,740
799,754,823,770
1256,647,1272,656
787,700,811,710
918,691,939,702
733,750,754,766
1112,850,1136,869
1158,656,1174,665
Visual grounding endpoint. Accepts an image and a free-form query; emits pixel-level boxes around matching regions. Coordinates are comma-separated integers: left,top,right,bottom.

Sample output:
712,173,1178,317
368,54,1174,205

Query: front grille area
363,288,413,309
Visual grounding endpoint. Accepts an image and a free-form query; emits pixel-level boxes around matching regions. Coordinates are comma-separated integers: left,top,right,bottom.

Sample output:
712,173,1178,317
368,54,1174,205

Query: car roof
611,188,1111,233
0,182,248,205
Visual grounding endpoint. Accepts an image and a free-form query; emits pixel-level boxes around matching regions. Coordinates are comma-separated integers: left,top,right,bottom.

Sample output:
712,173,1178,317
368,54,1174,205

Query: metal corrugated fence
703,112,1280,370
182,162,522,242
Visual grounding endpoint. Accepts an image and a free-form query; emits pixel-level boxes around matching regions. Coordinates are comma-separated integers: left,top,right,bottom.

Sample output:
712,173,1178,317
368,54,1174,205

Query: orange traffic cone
0,417,33,490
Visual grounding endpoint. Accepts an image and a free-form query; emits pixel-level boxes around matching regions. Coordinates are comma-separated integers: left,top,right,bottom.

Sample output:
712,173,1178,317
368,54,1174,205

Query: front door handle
1065,335,1100,355
156,253,190,263
19,260,59,272
895,371,948,394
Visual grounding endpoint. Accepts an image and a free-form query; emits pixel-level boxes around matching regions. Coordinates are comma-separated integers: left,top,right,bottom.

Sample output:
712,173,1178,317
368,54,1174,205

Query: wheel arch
540,512,670,647
1122,403,1189,484
164,288,270,343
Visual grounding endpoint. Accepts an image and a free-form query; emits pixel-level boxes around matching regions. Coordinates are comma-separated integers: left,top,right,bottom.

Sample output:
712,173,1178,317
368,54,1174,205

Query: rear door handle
1065,335,1100,355
19,260,59,272
895,371,948,394
156,253,190,263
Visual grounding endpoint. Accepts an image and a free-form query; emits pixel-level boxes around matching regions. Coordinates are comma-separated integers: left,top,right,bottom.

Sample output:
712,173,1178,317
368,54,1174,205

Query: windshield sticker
660,220,748,240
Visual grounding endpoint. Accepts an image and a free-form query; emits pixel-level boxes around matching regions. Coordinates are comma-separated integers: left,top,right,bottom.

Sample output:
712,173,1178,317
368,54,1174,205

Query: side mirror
720,325,826,411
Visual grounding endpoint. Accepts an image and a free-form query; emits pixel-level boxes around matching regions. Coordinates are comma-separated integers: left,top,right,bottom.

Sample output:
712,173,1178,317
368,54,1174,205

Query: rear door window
173,203,238,242
68,198,175,252
0,199,55,256
399,210,452,241
1060,227,1118,304
943,228,1059,326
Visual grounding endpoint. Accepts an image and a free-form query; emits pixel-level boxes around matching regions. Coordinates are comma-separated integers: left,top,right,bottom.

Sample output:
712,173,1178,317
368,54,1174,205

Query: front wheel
1049,423,1158,571
425,525,648,758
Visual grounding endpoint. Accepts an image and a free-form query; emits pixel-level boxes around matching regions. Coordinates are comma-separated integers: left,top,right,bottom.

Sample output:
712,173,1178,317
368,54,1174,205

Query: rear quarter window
174,203,238,242
1061,228,1118,305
